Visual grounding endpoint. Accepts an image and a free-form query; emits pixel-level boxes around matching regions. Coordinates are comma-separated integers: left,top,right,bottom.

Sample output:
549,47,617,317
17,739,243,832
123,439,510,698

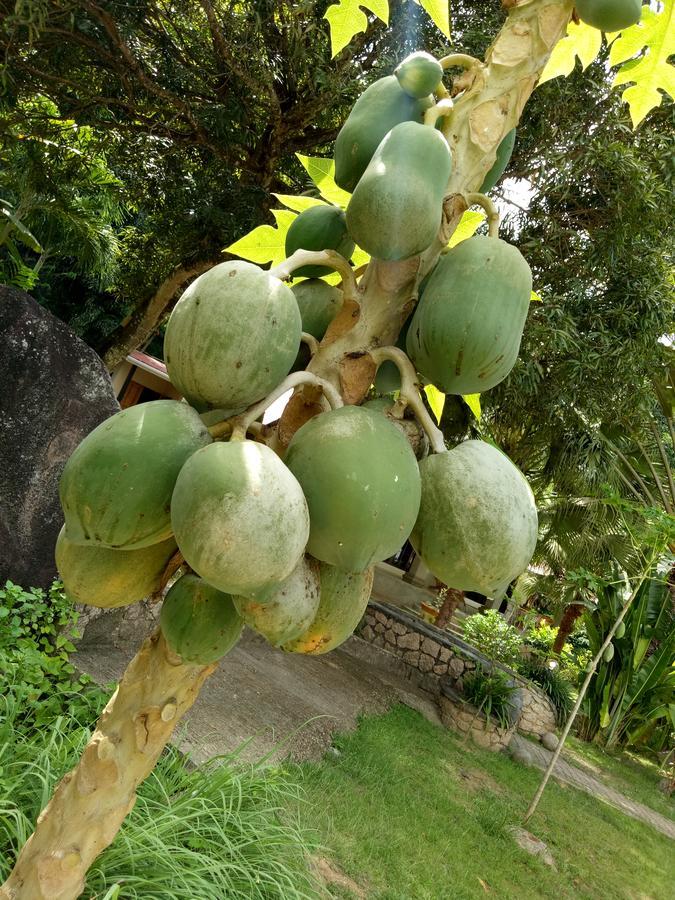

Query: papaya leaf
351,245,371,269
463,393,481,420
539,20,602,86
424,384,445,424
447,210,485,248
611,1,675,127
530,290,542,303
225,209,296,268
413,0,451,39
272,194,328,213
295,154,352,208
324,0,389,57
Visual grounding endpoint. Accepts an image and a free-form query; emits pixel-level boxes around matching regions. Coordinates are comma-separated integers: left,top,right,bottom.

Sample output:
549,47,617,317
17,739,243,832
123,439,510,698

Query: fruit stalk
0,631,215,900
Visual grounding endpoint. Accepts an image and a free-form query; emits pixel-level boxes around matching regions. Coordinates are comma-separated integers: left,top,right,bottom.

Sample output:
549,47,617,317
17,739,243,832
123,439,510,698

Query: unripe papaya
576,0,642,32
164,261,301,411
60,400,211,549
346,122,452,261
334,76,429,192
233,556,321,647
407,236,532,394
615,621,626,639
160,573,243,664
284,206,355,278
282,562,374,655
410,440,538,596
284,406,421,572
56,527,177,608
480,129,516,193
291,279,343,340
395,52,443,99
171,440,309,596
603,643,615,663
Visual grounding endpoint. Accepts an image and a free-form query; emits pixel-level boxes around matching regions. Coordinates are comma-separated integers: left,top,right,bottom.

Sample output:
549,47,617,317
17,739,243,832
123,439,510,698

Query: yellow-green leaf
225,209,296,268
539,20,602,85
295,154,352,208
463,393,481,420
447,210,486,248
530,290,542,303
424,384,446,424
611,2,675,127
324,0,389,57
351,246,371,269
413,0,451,39
272,194,328,213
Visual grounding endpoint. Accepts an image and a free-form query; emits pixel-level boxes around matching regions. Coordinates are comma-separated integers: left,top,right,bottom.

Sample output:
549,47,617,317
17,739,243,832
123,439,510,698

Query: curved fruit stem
464,192,500,237
423,97,454,129
270,249,359,305
301,331,320,356
439,53,482,70
0,631,216,900
369,346,446,454
229,370,343,440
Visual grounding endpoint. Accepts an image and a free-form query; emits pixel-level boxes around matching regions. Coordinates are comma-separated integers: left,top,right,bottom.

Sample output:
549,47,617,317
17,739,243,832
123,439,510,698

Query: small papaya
346,122,452,261
60,400,211,549
603,643,615,663
164,261,301,411
480,129,516,193
160,573,243,664
576,0,642,32
615,621,626,639
282,562,374,655
395,52,443,99
406,236,532,394
284,206,354,278
334,76,428,192
284,406,421,572
233,556,321,647
291,279,343,340
171,440,309,597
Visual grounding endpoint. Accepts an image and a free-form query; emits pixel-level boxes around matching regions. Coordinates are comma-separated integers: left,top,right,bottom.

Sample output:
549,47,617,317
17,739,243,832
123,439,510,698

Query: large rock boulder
0,287,119,588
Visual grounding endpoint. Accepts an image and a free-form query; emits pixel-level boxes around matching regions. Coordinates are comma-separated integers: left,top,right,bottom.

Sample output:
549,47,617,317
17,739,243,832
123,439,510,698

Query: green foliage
461,610,523,669
519,659,574,727
523,620,591,684
462,668,516,730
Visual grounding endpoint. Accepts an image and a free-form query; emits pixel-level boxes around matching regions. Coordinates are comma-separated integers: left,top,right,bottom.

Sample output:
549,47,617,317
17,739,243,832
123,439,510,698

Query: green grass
292,705,675,900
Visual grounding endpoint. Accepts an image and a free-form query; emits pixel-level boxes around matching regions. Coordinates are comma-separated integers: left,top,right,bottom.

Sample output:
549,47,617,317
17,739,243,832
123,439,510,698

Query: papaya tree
2,1,670,896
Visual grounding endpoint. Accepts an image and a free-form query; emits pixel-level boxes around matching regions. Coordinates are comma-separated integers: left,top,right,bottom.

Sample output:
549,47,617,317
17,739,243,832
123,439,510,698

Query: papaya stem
301,331,320,357
369,347,446,454
230,370,343,440
423,98,454,130
270,250,359,305
464,192,500,237
439,53,482,70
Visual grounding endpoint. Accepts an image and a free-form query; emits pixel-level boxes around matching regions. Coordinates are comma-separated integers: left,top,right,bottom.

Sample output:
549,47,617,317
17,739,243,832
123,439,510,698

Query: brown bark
0,632,215,900
552,603,584,654
435,588,464,630
102,260,215,372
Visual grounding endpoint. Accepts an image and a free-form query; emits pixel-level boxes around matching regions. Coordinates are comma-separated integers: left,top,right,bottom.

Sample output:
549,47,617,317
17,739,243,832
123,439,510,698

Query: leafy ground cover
293,705,674,900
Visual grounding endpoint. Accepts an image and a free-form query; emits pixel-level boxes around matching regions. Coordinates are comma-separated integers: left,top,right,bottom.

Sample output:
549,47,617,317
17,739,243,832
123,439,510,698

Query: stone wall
357,600,557,740
438,694,516,751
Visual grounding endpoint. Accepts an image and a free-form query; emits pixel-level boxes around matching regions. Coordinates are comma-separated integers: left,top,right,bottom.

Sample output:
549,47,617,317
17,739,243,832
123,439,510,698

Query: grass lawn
293,705,674,900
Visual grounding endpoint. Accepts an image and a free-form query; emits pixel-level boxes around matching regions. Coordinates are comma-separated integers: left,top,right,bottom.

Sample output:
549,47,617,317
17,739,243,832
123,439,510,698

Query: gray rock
421,637,441,658
510,745,534,767
0,288,119,588
361,625,375,642
448,657,465,678
541,732,559,751
508,827,556,869
391,621,407,636
418,653,434,673
374,622,385,634
398,631,420,651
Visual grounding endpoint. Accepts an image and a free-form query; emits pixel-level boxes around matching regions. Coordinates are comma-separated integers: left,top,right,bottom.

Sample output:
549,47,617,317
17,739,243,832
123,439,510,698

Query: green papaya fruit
56,527,177,608
284,206,355,278
395,51,443,99
576,0,642,32
410,440,538,596
283,562,374,655
615,621,626,639
406,236,532,394
362,397,395,413
171,440,309,596
160,573,243,664
164,261,301,411
603,643,615,663
480,128,516,193
291,279,343,340
60,400,211,549
284,406,421,572
233,556,321,647
346,121,452,261
334,76,428,192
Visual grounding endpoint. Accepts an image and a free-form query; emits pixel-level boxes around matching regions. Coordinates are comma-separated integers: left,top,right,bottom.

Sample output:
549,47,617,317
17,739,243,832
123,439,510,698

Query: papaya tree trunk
435,588,464,630
552,602,583,654
0,631,216,900
3,2,574,895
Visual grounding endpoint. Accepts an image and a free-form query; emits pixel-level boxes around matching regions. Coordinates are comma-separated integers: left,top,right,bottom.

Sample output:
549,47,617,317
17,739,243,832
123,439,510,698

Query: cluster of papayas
576,0,642,32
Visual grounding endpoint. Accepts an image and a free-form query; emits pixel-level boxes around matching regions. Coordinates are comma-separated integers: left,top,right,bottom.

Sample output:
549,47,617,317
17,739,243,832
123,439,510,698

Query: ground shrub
462,667,517,729
461,609,523,668
519,659,574,726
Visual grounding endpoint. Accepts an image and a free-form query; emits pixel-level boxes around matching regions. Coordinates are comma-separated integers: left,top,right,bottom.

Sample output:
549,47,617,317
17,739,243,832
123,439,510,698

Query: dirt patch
445,763,504,795
310,856,367,898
